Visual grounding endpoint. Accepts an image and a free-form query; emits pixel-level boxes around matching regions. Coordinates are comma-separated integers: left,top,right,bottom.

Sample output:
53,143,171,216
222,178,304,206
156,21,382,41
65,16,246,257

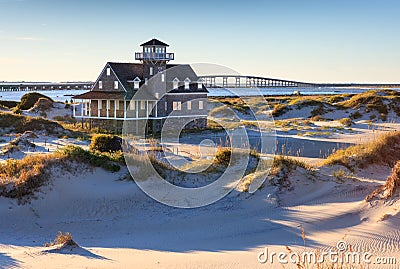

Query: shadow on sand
0,252,20,268
43,244,110,260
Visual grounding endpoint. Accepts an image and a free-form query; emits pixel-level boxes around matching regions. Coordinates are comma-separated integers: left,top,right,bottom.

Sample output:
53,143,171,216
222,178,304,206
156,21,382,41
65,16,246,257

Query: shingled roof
108,62,143,91
73,91,126,100
140,38,169,47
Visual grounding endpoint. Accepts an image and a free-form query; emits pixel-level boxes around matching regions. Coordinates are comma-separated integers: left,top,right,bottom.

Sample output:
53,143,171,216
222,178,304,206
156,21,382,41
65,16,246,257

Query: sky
0,0,399,83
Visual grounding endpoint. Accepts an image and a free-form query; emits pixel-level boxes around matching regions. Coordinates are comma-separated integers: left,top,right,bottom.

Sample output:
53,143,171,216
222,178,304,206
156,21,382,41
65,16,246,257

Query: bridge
1,77,399,92
0,82,93,92
199,75,400,88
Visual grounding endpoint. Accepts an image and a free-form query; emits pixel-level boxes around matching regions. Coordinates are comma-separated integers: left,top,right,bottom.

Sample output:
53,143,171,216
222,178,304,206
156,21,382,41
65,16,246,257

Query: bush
339,117,352,127
214,148,231,166
19,92,53,110
272,104,289,117
90,134,122,152
44,231,77,247
57,145,121,172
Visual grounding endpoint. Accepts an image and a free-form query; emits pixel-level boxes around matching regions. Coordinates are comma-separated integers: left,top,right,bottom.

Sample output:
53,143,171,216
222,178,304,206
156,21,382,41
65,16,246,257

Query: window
187,101,191,110
114,81,118,90
99,81,103,89
165,101,168,111
184,78,191,90
134,81,139,89
155,92,159,99
173,78,179,89
199,101,204,110
173,101,181,111
140,100,146,110
161,74,165,82
106,68,111,76
150,67,153,76
130,101,135,110
198,82,202,89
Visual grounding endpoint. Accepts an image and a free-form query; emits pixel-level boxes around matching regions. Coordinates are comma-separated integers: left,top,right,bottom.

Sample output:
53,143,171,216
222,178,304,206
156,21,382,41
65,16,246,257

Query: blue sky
0,0,399,83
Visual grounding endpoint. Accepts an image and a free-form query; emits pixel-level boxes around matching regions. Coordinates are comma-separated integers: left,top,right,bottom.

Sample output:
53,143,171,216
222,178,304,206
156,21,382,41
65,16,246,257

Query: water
0,89,86,102
1,87,399,102
207,87,400,97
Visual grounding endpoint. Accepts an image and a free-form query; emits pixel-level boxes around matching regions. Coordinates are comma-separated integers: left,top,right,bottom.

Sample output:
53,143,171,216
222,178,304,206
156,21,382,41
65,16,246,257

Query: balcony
135,52,174,61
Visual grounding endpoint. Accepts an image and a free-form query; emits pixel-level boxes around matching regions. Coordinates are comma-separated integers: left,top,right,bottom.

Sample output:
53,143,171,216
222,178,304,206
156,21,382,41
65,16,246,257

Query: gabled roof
140,38,169,47
108,62,143,91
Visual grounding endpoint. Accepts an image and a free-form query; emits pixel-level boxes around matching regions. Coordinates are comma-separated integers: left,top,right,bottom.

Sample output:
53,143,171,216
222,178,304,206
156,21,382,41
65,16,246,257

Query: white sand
0,162,399,268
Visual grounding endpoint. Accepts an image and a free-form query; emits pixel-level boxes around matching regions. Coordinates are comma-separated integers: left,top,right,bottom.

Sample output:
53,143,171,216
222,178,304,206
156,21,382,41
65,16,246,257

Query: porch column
88,100,91,117
123,100,126,118
80,99,83,116
136,100,139,119
106,100,109,118
114,99,117,118
146,100,149,118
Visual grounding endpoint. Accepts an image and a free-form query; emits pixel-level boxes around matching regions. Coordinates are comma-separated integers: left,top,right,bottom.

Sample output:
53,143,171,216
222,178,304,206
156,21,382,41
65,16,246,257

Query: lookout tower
135,38,174,80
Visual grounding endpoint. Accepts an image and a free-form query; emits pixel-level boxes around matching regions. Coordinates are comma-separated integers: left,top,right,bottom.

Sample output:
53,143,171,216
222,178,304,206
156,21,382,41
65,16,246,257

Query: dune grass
366,160,400,202
324,131,400,170
0,145,122,200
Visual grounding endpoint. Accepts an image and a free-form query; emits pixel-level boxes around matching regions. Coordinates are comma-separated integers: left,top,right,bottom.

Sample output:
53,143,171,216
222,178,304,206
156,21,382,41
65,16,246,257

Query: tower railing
135,52,174,61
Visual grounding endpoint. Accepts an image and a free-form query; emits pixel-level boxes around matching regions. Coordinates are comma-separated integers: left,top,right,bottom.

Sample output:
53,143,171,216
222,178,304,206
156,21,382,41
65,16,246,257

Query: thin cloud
15,36,43,41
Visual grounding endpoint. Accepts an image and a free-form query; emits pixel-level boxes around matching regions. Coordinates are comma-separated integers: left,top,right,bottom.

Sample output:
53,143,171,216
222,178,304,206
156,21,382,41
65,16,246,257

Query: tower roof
140,38,169,47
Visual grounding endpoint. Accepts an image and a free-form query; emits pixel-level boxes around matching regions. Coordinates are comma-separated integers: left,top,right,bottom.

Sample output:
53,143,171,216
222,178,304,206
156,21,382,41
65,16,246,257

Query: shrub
44,231,77,247
214,148,231,166
90,134,122,152
339,117,352,127
272,104,289,117
57,145,121,172
19,92,53,110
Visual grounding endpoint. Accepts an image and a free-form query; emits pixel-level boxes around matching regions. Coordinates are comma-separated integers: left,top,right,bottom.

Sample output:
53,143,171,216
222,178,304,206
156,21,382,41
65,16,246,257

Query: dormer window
133,77,141,89
161,74,165,82
99,81,103,89
184,78,191,90
150,67,153,76
106,68,111,76
114,81,118,90
173,77,179,89
197,78,203,89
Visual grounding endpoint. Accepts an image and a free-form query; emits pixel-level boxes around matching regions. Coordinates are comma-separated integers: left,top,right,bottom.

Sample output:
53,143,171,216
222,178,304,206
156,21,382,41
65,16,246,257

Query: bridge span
199,75,400,88
0,82,93,92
